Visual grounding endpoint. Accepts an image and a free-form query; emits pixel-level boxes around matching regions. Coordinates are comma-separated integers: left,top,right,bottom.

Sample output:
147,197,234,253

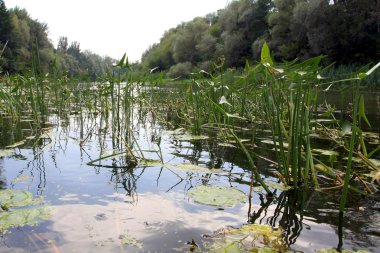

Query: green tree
57,36,68,52
0,0,11,44
172,18,209,64
220,0,272,66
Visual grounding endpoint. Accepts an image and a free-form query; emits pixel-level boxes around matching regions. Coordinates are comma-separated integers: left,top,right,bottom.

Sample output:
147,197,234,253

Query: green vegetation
140,0,379,80
0,0,115,79
0,0,379,252
0,189,50,234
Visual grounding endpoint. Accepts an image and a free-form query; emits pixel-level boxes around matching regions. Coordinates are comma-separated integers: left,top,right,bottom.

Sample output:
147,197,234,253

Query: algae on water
206,224,286,253
0,189,50,233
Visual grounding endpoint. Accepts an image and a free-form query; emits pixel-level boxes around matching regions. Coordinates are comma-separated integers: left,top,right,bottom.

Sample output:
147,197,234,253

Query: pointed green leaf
359,95,371,127
116,53,126,67
261,42,273,66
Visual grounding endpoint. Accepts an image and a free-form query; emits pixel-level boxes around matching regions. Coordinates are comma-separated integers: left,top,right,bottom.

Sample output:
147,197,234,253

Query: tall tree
57,36,68,52
0,0,11,44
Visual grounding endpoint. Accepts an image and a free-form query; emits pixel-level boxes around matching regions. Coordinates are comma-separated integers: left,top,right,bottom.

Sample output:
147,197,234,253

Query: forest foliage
0,0,115,79
141,0,379,76
0,0,379,79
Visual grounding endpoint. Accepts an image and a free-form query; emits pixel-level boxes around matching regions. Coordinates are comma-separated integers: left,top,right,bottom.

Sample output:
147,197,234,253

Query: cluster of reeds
147,43,380,196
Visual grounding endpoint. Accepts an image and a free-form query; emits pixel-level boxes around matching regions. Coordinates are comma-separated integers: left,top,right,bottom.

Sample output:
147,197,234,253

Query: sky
5,0,229,62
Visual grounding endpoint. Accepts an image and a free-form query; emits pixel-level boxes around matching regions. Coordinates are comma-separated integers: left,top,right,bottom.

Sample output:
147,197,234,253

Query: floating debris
119,233,143,248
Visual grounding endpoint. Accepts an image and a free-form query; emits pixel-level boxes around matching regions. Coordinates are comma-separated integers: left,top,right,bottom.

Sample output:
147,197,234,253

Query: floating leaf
0,149,15,158
166,163,223,174
312,149,339,156
310,119,338,125
266,181,292,191
0,207,51,232
261,140,289,149
138,158,163,167
225,113,247,121
0,189,43,208
218,143,236,148
173,134,209,141
163,128,186,135
207,224,286,253
187,185,246,208
5,141,25,149
13,176,32,183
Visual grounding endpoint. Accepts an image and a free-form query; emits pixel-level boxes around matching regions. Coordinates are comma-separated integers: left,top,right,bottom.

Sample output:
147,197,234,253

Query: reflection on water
0,100,379,252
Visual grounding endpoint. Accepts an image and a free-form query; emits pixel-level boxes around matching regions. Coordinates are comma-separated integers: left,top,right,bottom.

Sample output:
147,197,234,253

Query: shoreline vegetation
0,0,379,252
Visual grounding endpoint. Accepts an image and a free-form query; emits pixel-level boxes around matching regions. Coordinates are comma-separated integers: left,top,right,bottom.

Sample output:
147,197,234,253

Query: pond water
0,89,379,253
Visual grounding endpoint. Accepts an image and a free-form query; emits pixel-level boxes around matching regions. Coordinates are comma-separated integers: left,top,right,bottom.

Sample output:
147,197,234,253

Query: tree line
140,0,379,78
0,0,115,79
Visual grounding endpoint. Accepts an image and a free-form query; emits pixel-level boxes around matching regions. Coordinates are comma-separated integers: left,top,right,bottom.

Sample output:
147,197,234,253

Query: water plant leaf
225,113,247,120
261,140,289,149
173,134,209,141
261,42,273,66
218,143,236,148
13,176,32,183
0,149,15,158
312,149,339,156
166,163,223,174
359,95,371,127
187,185,246,208
0,189,43,208
265,181,292,191
0,207,51,232
314,164,338,179
138,158,163,167
5,141,25,149
207,224,286,253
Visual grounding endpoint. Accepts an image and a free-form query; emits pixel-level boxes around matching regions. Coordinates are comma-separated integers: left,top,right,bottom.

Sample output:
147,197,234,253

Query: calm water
0,90,379,253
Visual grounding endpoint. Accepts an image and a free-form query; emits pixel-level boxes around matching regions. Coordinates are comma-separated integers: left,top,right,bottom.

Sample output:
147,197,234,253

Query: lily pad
173,134,209,141
138,158,164,167
166,163,223,174
0,207,51,232
0,149,15,158
312,148,339,156
187,185,246,208
0,189,42,208
266,181,292,191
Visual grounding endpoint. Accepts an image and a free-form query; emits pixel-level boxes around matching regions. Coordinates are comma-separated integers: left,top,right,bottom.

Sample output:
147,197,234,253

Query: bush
167,62,193,79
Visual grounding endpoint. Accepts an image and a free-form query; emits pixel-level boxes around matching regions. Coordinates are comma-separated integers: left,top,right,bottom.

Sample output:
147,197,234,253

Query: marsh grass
1,45,379,214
